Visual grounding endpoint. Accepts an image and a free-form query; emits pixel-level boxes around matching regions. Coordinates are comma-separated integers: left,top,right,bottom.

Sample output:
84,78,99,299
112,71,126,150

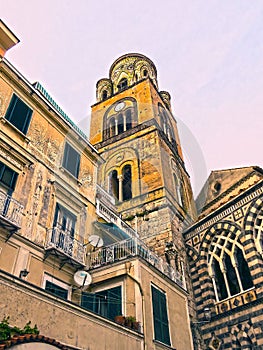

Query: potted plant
132,320,141,331
0,316,11,341
114,315,125,325
0,317,39,343
125,316,136,329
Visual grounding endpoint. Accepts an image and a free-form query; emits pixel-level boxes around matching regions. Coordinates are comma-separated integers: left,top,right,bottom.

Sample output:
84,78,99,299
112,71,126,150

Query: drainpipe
125,266,147,350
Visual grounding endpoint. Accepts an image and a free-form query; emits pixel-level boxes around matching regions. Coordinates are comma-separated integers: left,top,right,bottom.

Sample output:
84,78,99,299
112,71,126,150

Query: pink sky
1,0,262,196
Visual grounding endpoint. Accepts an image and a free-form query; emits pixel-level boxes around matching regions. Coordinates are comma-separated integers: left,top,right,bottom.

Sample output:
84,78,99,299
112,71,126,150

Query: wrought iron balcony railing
45,226,86,266
87,237,185,289
0,190,24,228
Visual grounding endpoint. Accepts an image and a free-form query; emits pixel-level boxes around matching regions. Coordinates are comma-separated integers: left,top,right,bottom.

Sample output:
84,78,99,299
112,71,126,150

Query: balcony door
53,204,76,238
52,204,76,254
0,162,18,217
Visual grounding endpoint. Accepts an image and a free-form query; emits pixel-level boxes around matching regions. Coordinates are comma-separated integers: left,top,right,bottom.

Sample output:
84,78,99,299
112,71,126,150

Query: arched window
117,114,124,134
103,98,138,141
143,69,148,77
122,165,132,201
173,173,183,207
102,90,108,101
117,78,128,92
225,253,240,296
158,104,176,146
236,248,253,290
253,206,263,254
213,259,228,300
109,117,116,138
108,165,133,202
109,170,119,200
209,232,253,302
126,109,132,130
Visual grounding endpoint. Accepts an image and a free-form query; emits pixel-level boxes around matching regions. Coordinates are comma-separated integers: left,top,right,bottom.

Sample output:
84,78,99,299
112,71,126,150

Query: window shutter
151,285,171,346
62,142,80,178
5,94,33,134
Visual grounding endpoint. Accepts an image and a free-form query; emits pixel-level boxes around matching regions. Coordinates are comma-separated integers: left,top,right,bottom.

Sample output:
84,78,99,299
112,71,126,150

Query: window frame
43,274,72,300
0,161,18,193
4,94,33,135
81,284,123,321
117,78,128,92
209,233,254,302
53,203,76,238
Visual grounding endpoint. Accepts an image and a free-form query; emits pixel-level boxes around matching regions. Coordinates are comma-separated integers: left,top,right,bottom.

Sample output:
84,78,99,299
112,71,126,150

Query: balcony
96,184,116,207
96,195,137,239
0,190,24,236
44,226,86,269
87,237,185,289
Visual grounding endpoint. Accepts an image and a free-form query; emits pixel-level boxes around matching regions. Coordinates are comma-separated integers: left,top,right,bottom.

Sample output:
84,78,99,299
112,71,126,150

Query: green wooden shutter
63,142,80,178
151,285,171,346
5,94,33,134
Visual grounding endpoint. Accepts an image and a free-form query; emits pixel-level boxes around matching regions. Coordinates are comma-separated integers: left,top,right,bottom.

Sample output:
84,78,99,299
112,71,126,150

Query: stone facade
0,22,194,350
90,54,196,299
184,167,263,349
1,20,262,350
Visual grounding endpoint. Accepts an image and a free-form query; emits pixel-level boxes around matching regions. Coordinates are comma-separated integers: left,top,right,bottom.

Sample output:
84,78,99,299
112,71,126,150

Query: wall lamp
192,307,211,324
19,269,29,279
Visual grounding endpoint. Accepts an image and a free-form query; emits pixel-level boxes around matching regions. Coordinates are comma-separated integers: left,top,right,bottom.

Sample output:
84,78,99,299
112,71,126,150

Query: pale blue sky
1,0,262,195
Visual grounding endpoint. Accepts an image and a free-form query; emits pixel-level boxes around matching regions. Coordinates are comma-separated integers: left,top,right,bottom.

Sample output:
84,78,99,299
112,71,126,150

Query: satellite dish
74,270,92,290
88,235,104,248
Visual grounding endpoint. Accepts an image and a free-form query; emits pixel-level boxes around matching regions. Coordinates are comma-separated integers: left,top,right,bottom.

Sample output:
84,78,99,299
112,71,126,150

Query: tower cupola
96,53,158,102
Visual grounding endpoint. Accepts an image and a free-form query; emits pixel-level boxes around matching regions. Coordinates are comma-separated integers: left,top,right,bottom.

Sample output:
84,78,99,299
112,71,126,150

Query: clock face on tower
114,102,126,112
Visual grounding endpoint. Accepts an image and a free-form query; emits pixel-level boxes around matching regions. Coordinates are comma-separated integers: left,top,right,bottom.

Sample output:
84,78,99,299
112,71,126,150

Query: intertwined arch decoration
186,222,242,263
231,322,257,349
244,194,263,256
201,221,242,257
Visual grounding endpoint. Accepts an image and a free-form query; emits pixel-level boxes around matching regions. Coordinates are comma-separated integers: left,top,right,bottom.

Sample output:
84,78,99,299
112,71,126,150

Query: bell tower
90,53,196,258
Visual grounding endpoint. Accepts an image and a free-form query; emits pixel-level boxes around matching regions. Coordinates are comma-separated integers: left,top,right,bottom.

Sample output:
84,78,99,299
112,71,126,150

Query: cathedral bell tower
90,53,196,259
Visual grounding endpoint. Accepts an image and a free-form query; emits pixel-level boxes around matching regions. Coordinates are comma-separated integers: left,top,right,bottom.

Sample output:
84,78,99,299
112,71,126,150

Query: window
52,204,76,255
253,207,263,254
53,203,76,237
151,285,171,346
0,162,18,217
5,94,33,134
117,78,128,92
62,142,80,178
125,109,132,130
122,164,132,201
109,170,119,200
102,90,108,101
103,98,137,140
43,274,71,300
81,286,122,321
45,280,68,300
173,174,183,207
158,104,176,147
209,232,253,301
117,114,124,134
109,117,116,137
0,162,18,192
108,164,132,202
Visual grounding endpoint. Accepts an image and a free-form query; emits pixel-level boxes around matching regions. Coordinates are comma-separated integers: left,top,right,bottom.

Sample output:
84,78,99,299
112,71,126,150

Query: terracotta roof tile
0,334,71,349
